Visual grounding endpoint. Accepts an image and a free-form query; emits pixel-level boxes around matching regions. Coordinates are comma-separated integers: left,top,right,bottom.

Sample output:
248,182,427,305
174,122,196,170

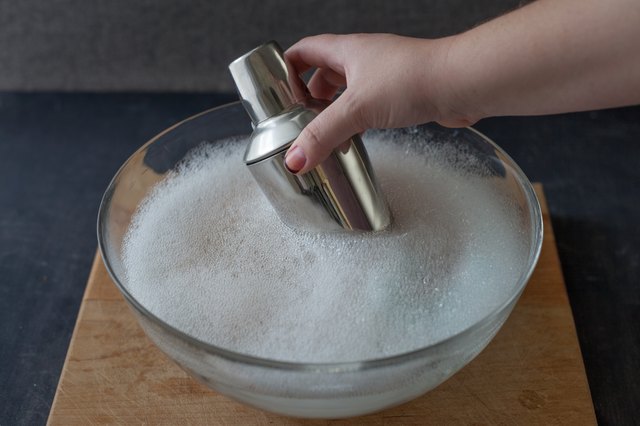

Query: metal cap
228,41,308,124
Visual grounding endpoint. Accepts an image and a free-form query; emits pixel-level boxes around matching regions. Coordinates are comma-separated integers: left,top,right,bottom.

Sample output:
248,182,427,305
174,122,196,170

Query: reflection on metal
229,41,391,232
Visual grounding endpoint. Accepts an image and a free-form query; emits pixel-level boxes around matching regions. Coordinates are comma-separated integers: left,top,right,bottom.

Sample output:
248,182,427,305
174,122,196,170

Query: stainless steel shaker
229,41,391,232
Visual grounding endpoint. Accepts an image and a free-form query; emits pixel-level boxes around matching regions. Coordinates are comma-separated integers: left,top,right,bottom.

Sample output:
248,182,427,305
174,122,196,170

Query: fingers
285,34,347,76
308,67,346,100
284,35,364,174
285,91,363,175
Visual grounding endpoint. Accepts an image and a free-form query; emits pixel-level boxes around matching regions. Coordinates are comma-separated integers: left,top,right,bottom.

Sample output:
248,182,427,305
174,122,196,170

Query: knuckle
341,93,367,131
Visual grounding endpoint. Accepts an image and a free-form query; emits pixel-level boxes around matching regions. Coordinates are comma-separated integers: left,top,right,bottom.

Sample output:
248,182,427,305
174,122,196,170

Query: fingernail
285,146,306,173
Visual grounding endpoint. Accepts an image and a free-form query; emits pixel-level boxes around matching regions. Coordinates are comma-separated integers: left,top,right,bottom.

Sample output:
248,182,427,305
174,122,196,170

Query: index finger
285,34,348,76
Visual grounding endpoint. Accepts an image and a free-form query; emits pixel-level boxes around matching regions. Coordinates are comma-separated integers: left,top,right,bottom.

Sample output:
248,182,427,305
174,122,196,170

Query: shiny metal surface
248,133,391,232
229,41,391,232
228,41,308,125
243,102,318,164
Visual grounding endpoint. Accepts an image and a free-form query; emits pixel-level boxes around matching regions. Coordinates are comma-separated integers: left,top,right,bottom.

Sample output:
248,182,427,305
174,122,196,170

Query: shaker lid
229,41,308,124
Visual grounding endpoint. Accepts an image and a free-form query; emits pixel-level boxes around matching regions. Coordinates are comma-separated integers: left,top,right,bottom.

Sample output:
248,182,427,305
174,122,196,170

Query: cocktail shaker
229,41,391,232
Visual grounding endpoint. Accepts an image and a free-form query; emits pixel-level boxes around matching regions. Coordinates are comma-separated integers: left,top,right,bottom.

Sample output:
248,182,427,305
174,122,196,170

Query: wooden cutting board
47,185,596,425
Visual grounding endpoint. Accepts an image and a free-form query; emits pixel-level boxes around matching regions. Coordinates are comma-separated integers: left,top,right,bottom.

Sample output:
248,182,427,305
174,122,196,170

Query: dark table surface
0,93,638,425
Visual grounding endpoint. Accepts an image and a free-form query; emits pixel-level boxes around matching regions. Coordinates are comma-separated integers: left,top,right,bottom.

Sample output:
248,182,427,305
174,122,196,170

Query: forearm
283,3,639,173
442,0,640,121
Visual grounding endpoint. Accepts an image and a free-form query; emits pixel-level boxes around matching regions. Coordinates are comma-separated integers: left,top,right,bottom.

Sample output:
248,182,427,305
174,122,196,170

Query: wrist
427,34,487,127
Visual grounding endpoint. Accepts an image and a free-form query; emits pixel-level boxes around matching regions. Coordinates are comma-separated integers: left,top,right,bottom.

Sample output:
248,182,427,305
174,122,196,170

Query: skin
283,0,640,174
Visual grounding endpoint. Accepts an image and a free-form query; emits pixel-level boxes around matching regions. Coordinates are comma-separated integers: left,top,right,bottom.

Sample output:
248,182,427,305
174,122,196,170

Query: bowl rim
97,101,544,372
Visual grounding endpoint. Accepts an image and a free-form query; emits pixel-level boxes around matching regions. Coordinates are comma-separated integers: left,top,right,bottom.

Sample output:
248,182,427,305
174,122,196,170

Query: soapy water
122,130,529,363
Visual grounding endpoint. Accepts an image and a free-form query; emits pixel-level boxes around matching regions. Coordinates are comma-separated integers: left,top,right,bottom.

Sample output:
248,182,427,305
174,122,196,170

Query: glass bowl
97,102,543,418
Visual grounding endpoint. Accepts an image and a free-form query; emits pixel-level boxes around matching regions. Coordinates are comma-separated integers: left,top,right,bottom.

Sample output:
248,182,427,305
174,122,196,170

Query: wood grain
47,185,596,425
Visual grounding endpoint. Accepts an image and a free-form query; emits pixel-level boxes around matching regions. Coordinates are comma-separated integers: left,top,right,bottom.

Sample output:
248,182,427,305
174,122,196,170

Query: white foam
122,131,529,363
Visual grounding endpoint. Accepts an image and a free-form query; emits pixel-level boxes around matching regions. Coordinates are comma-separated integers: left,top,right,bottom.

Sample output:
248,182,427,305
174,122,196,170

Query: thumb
285,92,363,175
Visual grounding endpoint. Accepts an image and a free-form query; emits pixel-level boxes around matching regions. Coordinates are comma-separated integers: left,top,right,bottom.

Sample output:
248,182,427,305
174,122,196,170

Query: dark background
0,1,638,425
0,0,523,91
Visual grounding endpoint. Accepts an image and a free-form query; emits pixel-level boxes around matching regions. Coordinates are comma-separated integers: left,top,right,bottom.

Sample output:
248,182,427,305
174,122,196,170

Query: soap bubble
122,131,527,363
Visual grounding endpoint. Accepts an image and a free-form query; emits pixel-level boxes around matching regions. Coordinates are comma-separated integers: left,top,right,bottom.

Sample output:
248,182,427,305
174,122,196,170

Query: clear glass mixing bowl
97,102,543,418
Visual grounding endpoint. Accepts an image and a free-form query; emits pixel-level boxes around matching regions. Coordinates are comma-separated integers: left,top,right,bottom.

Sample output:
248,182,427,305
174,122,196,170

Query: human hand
284,0,640,174
283,33,475,174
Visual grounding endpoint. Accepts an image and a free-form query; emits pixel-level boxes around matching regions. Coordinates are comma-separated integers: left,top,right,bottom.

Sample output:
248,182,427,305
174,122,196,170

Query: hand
284,0,640,175
283,34,474,174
